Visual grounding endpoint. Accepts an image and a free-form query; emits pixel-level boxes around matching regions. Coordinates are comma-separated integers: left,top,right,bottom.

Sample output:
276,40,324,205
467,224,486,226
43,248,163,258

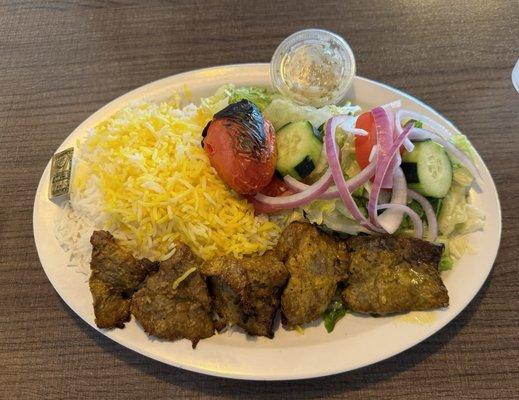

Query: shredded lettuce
446,134,478,188
450,134,477,162
263,96,361,131
225,86,272,111
449,234,472,258
453,166,474,187
304,196,369,236
428,132,483,269
306,123,362,189
438,233,476,271
304,199,337,225
399,199,426,230
200,86,230,115
438,184,466,236
438,256,454,271
200,84,272,115
405,119,424,128
457,204,485,235
271,208,304,226
438,184,484,236
339,131,362,186
436,181,484,269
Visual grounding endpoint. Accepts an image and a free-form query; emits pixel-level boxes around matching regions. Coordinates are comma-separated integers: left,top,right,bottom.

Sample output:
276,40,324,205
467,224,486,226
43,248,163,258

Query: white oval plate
33,64,501,380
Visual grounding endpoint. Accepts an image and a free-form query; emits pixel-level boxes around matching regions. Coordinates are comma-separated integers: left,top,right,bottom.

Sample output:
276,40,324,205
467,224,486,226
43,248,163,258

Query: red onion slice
396,109,453,140
372,106,395,189
407,127,435,141
381,102,413,151
253,168,333,210
402,140,415,153
377,203,423,238
283,161,376,200
407,189,438,242
377,167,407,234
325,117,383,232
367,123,414,226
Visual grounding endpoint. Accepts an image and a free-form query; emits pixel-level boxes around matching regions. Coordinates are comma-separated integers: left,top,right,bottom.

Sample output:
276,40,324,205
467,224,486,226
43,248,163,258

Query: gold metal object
49,148,74,200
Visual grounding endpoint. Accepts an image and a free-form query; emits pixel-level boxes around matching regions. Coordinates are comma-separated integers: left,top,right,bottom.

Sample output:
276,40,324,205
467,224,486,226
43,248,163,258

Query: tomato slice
354,112,376,169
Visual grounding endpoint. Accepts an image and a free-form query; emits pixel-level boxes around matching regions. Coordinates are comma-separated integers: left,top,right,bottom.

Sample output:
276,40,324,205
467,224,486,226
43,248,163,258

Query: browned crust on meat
276,222,349,328
89,230,158,329
131,243,214,348
202,251,288,338
343,235,448,315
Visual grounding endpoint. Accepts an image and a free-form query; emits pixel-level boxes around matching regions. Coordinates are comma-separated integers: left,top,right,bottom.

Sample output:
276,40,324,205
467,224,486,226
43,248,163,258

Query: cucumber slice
402,140,452,198
275,121,323,179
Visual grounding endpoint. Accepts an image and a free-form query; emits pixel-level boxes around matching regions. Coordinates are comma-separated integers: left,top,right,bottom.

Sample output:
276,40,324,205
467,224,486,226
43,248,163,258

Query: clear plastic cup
270,29,356,107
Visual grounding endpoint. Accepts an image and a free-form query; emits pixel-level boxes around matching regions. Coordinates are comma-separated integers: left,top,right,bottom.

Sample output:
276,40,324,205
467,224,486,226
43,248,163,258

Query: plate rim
33,63,502,380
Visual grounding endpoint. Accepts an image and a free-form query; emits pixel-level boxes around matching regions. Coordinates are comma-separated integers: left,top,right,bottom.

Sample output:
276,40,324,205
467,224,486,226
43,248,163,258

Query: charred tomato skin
202,100,276,195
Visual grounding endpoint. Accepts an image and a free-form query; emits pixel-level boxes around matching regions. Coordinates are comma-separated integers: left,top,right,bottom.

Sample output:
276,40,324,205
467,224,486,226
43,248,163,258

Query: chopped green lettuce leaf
304,198,368,235
350,196,368,213
450,134,477,162
225,86,272,111
448,234,471,258
200,85,230,115
445,134,478,190
453,166,474,187
339,133,362,194
304,199,337,225
426,197,443,218
200,85,272,115
268,209,304,229
433,133,483,271
323,301,347,333
306,127,363,192
437,190,481,271
405,119,423,128
437,233,475,271
438,184,467,236
263,97,361,131
438,183,485,236
439,256,454,271
400,199,426,230
458,204,485,234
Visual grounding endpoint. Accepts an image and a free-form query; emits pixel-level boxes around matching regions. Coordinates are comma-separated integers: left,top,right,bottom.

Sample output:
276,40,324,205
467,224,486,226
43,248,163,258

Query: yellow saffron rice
71,99,281,261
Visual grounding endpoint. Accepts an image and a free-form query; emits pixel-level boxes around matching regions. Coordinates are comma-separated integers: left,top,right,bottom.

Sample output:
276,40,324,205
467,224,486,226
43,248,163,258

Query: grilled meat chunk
202,252,288,338
131,243,214,347
343,235,449,315
89,230,159,329
276,222,349,328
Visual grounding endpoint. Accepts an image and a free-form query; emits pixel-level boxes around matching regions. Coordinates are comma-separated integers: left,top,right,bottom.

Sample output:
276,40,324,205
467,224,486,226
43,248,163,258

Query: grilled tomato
202,100,276,195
